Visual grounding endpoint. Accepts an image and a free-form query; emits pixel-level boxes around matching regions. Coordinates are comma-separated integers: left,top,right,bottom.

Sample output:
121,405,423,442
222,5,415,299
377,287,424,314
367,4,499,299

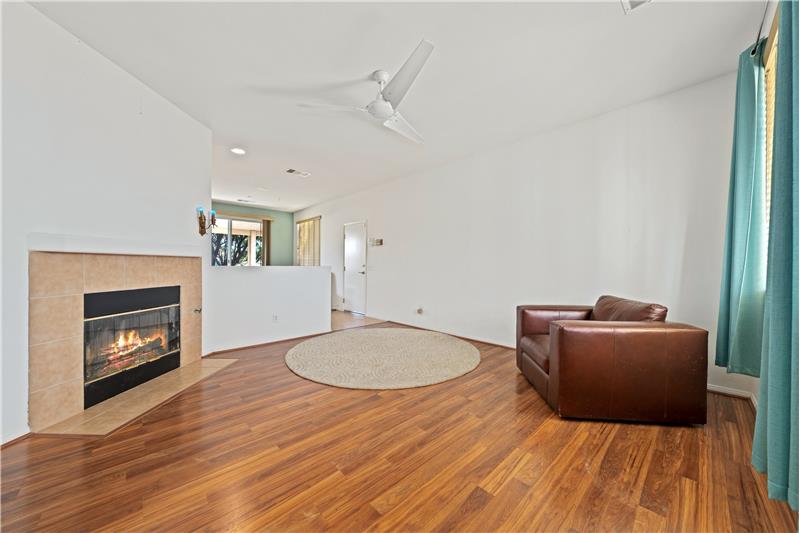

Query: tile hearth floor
37,358,237,436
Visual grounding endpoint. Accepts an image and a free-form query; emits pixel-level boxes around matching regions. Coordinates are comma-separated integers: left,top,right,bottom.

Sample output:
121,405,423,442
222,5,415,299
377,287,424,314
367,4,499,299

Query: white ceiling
34,1,762,212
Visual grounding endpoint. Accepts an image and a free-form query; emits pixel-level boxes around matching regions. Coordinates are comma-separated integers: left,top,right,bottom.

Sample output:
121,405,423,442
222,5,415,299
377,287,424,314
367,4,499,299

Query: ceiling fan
299,39,434,144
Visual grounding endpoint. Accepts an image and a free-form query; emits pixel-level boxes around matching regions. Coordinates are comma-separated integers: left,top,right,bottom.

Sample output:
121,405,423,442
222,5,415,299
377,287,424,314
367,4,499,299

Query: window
211,218,230,266
296,216,320,266
764,31,778,228
212,217,272,266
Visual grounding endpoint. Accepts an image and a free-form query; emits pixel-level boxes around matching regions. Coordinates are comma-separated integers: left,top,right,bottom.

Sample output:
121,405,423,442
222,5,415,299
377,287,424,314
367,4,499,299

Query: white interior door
343,222,367,314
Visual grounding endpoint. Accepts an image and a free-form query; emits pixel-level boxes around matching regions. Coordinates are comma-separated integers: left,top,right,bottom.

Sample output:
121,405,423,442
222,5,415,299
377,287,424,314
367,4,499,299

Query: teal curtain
715,40,768,376
752,0,799,511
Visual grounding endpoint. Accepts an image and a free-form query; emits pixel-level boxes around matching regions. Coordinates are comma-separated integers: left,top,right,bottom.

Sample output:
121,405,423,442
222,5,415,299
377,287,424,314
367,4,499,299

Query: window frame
763,11,779,230
295,216,321,266
211,214,272,267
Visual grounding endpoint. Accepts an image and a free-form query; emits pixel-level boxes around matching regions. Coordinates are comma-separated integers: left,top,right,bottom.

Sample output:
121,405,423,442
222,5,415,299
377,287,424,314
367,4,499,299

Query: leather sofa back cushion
592,295,668,322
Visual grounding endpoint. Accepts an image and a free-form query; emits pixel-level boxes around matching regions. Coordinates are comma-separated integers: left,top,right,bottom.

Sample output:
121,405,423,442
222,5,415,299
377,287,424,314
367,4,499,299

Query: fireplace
84,286,180,408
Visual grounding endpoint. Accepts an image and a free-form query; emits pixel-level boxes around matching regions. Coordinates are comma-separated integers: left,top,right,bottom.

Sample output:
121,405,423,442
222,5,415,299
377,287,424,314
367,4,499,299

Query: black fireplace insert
83,286,180,408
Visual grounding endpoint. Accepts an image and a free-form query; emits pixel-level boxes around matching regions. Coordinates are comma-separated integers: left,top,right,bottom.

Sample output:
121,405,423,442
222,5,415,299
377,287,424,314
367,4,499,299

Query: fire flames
87,327,170,382
117,331,139,351
110,330,165,357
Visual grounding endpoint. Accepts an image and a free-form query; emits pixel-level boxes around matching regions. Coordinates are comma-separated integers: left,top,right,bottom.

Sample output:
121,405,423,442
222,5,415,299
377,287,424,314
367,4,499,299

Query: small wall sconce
196,207,217,236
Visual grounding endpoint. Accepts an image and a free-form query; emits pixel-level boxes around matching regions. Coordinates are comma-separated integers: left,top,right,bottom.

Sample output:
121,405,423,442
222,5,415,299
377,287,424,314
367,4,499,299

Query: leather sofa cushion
519,335,550,373
592,295,667,322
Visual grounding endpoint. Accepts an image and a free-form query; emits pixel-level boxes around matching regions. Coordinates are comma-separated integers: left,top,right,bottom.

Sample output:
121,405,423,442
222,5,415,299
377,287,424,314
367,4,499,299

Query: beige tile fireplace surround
28,252,202,432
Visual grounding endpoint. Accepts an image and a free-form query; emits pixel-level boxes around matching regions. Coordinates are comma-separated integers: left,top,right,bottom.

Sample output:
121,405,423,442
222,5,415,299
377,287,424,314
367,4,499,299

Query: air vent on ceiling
621,0,651,14
285,168,311,178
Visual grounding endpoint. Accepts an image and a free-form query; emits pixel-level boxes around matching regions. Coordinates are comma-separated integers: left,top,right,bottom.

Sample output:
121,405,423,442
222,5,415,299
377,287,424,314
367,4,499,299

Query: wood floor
331,310,386,331
1,323,796,532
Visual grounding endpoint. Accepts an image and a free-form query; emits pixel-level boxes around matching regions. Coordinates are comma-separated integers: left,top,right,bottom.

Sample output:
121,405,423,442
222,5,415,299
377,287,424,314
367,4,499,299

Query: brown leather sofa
516,295,708,424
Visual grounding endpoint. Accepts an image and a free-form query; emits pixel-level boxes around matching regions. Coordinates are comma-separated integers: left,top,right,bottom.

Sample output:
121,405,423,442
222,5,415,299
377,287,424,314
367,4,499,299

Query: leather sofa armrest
515,305,593,370
548,320,708,423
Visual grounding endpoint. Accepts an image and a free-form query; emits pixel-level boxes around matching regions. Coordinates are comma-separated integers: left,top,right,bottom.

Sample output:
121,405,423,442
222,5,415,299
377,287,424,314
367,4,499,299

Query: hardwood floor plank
561,424,655,532
639,426,696,516
458,478,530,532
0,322,796,533
430,485,494,533
366,443,489,532
665,476,700,533
633,505,667,532
493,424,611,531
479,447,532,496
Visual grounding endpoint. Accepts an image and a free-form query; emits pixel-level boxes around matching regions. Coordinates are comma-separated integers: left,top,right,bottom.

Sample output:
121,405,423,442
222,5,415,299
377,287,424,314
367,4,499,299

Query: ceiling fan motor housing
372,70,390,84
366,98,394,120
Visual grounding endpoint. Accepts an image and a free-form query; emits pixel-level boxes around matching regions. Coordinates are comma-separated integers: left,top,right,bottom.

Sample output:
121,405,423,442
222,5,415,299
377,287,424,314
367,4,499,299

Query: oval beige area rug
285,328,480,390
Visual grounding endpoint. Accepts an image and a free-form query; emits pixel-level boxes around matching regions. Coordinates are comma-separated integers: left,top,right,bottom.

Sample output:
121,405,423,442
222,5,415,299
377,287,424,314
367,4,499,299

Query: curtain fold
261,219,271,266
752,0,799,511
715,39,768,376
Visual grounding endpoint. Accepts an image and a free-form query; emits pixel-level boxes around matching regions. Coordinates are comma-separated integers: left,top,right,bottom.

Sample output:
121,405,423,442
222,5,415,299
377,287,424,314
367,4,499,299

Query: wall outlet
272,314,279,323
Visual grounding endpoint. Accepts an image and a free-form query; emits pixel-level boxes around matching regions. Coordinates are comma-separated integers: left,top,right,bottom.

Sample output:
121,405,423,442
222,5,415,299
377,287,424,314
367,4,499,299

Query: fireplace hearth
84,286,180,408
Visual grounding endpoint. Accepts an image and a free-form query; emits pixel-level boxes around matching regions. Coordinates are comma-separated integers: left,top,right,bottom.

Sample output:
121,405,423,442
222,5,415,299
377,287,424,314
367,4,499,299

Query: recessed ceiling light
230,147,246,155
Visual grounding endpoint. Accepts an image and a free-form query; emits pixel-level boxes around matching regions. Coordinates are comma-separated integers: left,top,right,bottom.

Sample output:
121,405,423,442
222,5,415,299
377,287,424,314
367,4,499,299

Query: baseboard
707,383,758,412
1,432,32,449
204,329,331,357
382,319,515,351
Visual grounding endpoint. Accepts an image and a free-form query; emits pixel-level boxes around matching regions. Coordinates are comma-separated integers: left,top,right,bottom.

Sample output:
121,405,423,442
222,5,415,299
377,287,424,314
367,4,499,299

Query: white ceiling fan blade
250,76,372,98
383,112,424,144
298,102,365,113
382,39,434,110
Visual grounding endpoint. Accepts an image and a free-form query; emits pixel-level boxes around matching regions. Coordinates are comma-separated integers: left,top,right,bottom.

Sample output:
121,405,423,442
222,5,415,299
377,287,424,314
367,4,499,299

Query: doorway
343,221,367,315
331,311,385,331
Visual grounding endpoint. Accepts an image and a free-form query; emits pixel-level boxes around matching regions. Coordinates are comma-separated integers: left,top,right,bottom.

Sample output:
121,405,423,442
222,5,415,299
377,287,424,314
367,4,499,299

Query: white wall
2,4,212,443
204,267,332,354
294,72,760,399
